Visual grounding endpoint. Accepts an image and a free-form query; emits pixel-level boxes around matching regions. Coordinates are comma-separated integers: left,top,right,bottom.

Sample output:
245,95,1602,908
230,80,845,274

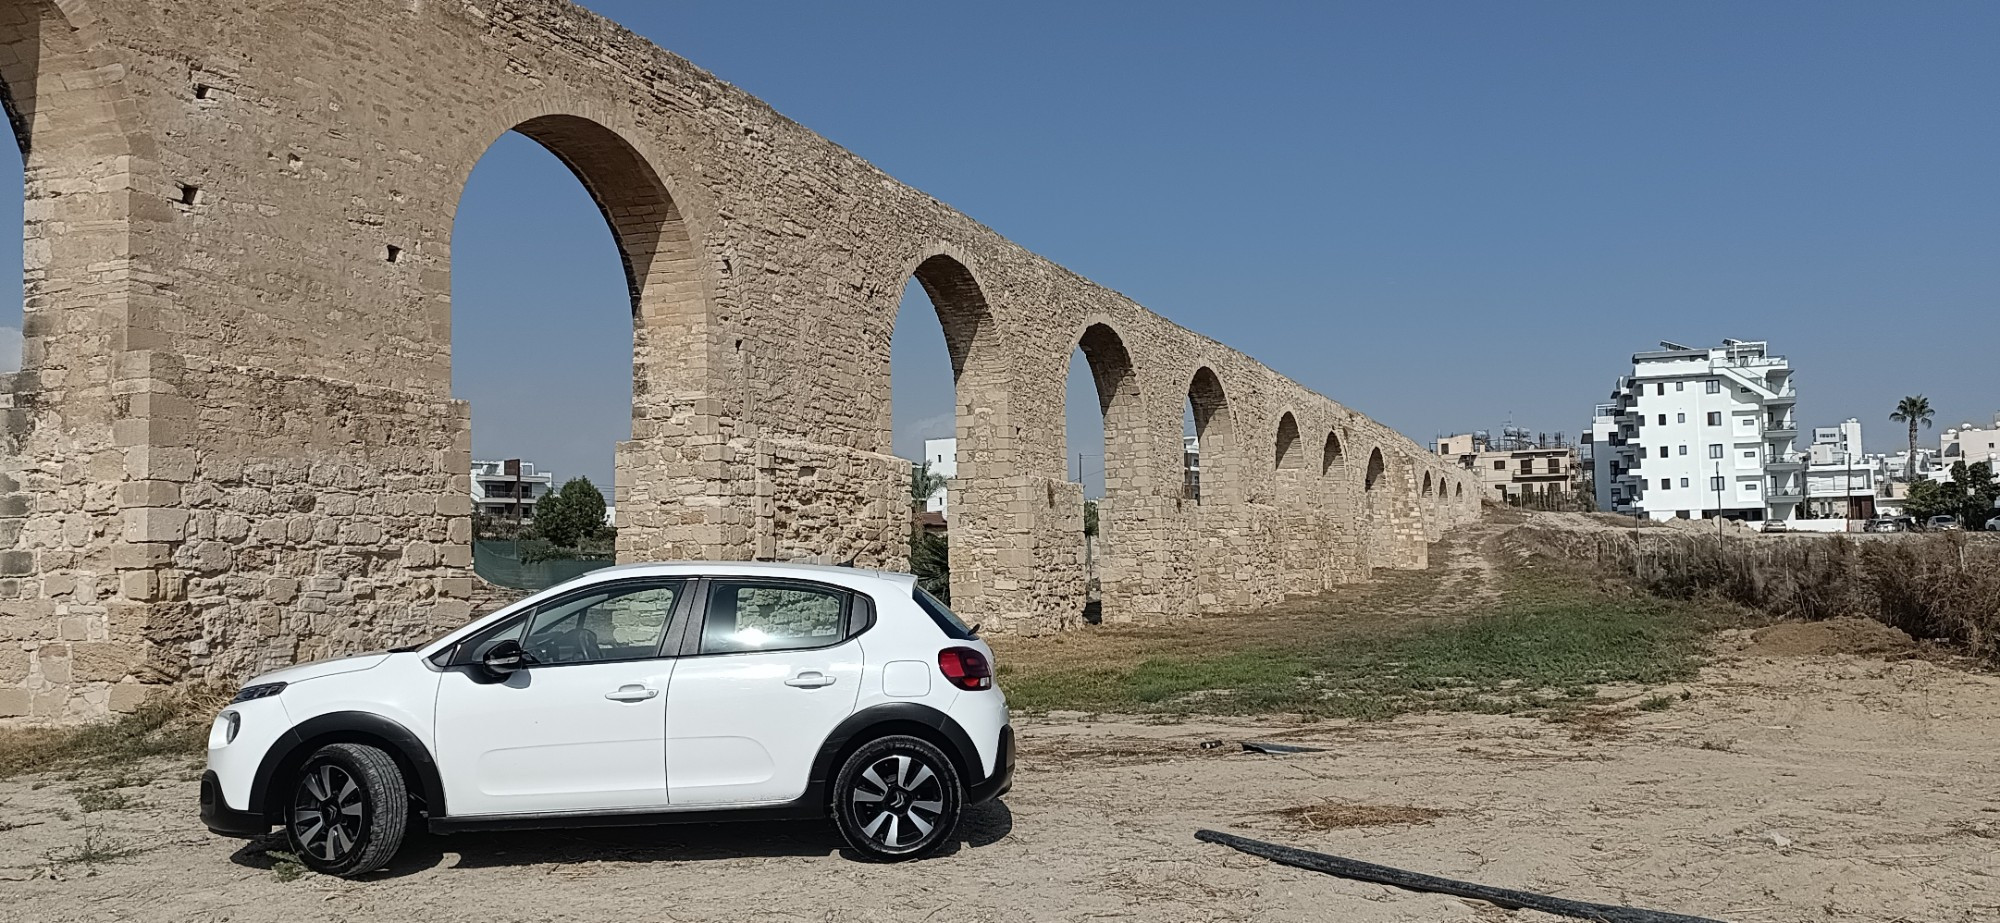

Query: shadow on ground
229,800,1015,878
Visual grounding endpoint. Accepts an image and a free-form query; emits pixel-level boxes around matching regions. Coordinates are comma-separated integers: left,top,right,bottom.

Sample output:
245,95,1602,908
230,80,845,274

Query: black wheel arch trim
809,702,987,794
247,711,447,822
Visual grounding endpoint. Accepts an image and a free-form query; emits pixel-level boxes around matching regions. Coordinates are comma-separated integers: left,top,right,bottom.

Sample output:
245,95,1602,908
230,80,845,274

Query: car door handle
604,685,659,702
785,672,837,688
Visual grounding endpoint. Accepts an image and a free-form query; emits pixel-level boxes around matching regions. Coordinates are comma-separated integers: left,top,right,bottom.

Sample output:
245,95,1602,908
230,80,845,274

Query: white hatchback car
200,562,1013,877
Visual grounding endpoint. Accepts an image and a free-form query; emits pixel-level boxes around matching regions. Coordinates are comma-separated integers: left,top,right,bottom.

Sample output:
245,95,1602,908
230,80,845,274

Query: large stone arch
1185,366,1234,506
448,112,711,563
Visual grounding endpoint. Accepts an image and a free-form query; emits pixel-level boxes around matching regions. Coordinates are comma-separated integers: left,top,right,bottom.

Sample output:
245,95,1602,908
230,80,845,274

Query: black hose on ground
1195,829,1728,923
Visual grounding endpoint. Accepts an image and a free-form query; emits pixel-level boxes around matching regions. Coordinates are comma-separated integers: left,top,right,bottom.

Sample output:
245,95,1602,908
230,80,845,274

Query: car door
433,578,689,817
665,578,865,806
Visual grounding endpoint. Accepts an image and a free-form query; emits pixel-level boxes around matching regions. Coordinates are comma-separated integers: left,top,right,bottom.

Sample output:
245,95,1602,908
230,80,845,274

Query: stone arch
1456,482,1464,499
1364,447,1386,491
449,113,707,561
890,249,1009,618
1274,411,1301,470
1072,321,1144,495
1422,470,1434,496
1321,430,1345,474
1185,366,1233,503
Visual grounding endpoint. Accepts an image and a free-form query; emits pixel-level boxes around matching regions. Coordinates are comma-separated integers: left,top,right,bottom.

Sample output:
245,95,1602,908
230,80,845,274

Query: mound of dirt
1747,618,1915,657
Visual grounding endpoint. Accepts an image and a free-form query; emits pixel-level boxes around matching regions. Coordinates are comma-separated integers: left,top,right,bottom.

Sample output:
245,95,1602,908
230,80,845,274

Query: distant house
471,458,554,520
922,437,956,515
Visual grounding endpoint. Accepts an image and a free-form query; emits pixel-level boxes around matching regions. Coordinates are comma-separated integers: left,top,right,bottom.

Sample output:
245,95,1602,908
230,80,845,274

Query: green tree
1902,478,1957,523
1083,500,1099,537
1889,396,1934,481
910,531,950,603
910,461,946,510
534,476,607,548
1948,460,1999,529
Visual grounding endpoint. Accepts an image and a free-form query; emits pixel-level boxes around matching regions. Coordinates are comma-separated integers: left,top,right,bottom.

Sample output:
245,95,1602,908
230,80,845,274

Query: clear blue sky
4,1,1996,493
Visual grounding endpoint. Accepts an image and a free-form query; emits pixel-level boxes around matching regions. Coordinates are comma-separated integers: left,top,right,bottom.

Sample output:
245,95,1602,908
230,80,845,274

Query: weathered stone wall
0,0,1481,719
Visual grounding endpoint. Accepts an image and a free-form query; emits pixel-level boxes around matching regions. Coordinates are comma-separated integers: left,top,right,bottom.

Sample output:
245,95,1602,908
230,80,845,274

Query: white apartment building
1588,339,1799,521
470,458,555,519
1804,418,1876,520
921,437,956,515
1941,413,2000,468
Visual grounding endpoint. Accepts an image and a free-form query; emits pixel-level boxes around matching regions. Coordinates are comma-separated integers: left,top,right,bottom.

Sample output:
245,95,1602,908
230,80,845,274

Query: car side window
521,582,681,665
699,581,848,655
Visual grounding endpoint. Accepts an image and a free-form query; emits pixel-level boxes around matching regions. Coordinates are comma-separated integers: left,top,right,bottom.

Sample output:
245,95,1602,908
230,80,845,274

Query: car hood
247,652,394,687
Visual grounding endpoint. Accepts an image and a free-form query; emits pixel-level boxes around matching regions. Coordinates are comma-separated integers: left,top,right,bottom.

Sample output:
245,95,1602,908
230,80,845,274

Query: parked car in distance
1926,515,1962,532
1864,517,1906,533
1986,516,2000,532
1760,519,1789,533
200,562,1014,877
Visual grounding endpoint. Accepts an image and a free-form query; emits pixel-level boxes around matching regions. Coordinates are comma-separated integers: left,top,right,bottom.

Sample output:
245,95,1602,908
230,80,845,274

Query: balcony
1767,486,1804,500
1762,423,1797,440
1763,452,1804,469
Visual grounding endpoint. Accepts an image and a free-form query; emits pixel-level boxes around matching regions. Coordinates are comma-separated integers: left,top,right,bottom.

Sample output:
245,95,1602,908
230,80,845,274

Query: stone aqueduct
0,0,1478,719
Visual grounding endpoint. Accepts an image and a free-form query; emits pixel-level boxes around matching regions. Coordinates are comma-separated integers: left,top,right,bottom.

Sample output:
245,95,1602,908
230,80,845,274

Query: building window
1659,479,1670,490
1676,412,1686,423
1657,447,1667,459
1709,444,1723,459
1711,476,1724,491
1656,383,1665,396
1706,380,1721,394
1493,460,1504,470
1679,477,1689,487
1546,459,1559,473
1676,382,1685,392
1657,414,1666,426
1707,412,1722,426
1678,445,1687,456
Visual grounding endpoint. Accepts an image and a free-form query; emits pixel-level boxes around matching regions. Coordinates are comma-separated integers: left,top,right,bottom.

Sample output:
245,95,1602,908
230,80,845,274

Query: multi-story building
1804,418,1876,520
1437,432,1581,505
1182,434,1201,500
471,458,555,520
1941,413,2000,468
1587,339,1799,521
920,437,956,515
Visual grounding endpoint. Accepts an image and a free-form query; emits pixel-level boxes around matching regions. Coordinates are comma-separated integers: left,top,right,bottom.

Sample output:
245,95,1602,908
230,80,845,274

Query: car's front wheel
832,735,962,861
283,742,408,878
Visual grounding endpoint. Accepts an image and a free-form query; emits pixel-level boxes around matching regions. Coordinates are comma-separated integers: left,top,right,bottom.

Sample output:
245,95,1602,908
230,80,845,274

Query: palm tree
1889,395,1934,481
910,461,947,510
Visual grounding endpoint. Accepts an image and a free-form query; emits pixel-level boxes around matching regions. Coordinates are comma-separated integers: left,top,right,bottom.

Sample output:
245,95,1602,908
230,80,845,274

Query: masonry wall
0,0,1481,719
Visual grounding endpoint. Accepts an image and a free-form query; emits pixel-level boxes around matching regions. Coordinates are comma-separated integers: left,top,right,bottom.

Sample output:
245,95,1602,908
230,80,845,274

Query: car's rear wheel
283,742,407,878
832,735,962,862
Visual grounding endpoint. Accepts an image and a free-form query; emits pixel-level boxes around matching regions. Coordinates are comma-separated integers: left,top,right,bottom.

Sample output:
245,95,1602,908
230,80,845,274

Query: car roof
552,560,919,594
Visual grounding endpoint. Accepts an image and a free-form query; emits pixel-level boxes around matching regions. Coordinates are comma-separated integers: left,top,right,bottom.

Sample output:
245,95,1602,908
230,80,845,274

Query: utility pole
1714,460,1724,549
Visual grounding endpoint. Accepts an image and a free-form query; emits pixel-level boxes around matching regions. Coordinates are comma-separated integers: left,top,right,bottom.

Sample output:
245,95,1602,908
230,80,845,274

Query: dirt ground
4,527,1997,921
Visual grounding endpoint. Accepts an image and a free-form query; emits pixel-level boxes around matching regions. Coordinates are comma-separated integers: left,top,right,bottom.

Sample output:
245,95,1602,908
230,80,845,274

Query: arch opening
1422,471,1433,496
1064,322,1139,625
891,254,1002,606
451,115,702,577
1321,430,1344,475
1364,448,1386,491
1274,412,1301,471
1184,367,1231,504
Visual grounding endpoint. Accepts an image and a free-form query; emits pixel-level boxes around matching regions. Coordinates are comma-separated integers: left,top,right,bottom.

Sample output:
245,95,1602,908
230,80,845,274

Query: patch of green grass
43,827,146,869
267,850,305,882
1004,571,1716,720
74,789,136,814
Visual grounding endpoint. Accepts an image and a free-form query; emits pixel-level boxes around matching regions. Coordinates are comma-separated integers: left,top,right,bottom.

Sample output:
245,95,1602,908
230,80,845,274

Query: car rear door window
699,581,849,654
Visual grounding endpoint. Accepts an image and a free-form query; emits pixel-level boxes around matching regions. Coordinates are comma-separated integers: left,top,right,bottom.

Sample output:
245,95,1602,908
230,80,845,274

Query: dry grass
1254,800,1447,831
0,683,230,781
1511,522,2000,660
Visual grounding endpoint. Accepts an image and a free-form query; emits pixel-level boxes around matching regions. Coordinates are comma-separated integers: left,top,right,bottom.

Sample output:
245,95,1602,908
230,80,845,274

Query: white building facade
921,437,956,515
1803,418,1876,520
1588,339,1799,522
470,458,555,520
1941,413,2000,469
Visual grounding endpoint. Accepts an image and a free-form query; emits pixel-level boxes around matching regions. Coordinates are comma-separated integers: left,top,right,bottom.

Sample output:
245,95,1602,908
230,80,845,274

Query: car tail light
938,647,993,691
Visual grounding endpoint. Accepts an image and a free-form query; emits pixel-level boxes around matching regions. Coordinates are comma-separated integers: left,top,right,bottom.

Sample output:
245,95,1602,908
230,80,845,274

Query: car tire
283,742,408,878
831,734,963,862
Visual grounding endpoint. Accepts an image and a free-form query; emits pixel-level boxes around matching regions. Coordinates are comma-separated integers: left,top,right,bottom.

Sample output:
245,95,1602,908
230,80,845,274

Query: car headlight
209,711,241,748
229,682,287,704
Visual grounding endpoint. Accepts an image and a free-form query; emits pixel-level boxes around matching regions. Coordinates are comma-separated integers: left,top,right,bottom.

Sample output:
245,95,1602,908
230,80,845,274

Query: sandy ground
1,638,1995,922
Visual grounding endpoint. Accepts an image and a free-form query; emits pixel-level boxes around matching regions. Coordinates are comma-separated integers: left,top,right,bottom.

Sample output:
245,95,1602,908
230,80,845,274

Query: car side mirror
481,639,529,678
